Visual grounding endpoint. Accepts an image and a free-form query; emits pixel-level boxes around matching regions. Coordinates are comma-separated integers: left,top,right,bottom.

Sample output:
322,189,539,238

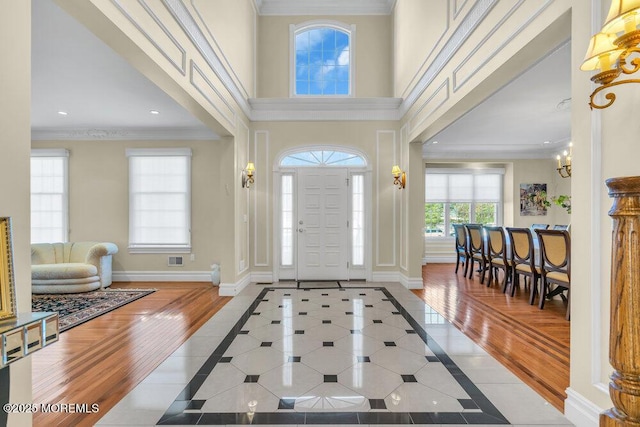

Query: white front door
296,168,349,280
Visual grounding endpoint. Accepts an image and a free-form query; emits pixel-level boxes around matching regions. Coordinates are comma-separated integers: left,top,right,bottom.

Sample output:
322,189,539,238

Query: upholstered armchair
31,242,119,294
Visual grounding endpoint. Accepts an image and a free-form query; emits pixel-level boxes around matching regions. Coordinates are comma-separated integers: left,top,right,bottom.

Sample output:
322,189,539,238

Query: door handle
298,228,304,233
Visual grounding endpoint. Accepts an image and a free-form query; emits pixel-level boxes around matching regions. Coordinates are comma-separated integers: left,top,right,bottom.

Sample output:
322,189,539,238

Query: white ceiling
31,0,571,158
31,0,217,140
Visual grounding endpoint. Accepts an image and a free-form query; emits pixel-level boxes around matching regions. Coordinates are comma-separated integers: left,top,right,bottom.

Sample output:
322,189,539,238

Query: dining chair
465,224,487,283
535,229,571,320
506,227,540,303
552,224,569,231
485,226,513,292
531,223,549,230
453,224,470,276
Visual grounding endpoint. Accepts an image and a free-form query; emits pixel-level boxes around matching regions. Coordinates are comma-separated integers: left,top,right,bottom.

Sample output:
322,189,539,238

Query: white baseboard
112,270,211,282
371,271,399,282
424,256,456,263
400,273,423,289
219,274,251,296
564,388,604,427
251,272,274,283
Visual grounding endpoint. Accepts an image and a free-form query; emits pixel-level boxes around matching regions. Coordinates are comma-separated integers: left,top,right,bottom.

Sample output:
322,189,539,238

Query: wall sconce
581,0,640,109
392,165,406,189
242,162,255,188
556,142,572,178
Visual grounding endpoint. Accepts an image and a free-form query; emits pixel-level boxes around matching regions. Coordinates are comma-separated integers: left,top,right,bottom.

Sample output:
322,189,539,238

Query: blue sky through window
281,150,365,166
295,27,350,95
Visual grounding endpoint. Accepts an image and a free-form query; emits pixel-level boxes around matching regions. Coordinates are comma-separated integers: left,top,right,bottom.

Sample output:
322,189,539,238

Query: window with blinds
126,148,191,252
425,170,503,237
31,149,69,243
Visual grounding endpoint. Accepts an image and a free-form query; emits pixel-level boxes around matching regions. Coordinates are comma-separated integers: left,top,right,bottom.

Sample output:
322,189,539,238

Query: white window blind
127,148,191,252
426,172,501,203
31,149,69,243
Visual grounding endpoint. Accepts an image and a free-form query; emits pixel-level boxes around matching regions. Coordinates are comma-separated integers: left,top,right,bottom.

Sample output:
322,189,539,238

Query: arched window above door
280,149,366,167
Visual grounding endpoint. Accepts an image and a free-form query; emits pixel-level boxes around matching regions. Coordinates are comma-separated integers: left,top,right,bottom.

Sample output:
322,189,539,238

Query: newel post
601,176,640,427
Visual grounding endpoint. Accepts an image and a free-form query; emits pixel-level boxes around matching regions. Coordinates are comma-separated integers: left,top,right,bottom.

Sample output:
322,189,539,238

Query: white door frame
272,146,372,282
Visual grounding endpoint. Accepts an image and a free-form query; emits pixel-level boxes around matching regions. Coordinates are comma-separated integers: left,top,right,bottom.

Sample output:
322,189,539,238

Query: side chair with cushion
485,226,513,292
465,224,487,283
506,227,541,303
531,224,549,230
453,224,470,276
535,229,571,320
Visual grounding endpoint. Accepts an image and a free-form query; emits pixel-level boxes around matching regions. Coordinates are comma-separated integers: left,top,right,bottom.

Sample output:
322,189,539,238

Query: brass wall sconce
392,165,406,189
581,0,640,109
556,142,572,178
242,162,255,188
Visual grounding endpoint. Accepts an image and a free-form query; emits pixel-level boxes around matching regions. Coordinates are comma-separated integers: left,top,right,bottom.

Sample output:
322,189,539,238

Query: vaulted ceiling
31,0,571,159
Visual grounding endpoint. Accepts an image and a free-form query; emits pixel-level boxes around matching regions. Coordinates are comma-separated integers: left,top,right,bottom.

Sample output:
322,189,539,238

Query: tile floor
96,282,574,426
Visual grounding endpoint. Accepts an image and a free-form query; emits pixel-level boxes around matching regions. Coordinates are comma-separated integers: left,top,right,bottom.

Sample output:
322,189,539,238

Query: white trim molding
251,272,274,283
219,274,252,296
564,388,603,427
400,273,423,290
256,0,395,16
32,127,218,141
112,270,212,282
251,98,401,122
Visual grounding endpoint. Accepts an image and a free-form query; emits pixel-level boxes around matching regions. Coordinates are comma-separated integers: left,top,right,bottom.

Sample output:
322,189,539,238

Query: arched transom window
291,21,355,96
280,149,366,167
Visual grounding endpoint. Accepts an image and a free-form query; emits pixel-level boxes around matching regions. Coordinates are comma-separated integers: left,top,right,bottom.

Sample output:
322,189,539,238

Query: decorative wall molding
400,0,498,119
408,79,450,140
253,131,270,267
371,271,399,283
375,130,397,268
249,98,402,122
164,0,253,119
254,0,396,16
111,0,187,76
453,0,471,19
239,119,251,276
452,0,553,93
31,127,218,141
425,256,456,264
564,388,602,427
399,1,450,100
190,61,237,130
190,0,253,100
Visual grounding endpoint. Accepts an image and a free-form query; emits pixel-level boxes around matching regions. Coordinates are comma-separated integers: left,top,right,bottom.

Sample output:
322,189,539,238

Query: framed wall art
520,183,548,216
0,217,17,321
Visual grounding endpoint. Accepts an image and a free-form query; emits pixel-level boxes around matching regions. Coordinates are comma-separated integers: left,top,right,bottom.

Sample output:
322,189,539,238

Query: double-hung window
425,169,503,237
31,149,69,243
126,148,191,253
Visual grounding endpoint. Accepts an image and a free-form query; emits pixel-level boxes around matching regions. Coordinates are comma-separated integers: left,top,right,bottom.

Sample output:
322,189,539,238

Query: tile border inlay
156,286,509,425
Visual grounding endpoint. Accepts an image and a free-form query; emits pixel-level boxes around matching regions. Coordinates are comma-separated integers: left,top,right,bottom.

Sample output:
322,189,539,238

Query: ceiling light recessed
149,110,160,115
57,111,68,116
432,141,439,144
543,141,551,144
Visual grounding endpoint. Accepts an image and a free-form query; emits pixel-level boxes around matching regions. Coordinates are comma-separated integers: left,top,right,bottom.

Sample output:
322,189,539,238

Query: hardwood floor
31,282,231,427
31,266,569,426
414,263,570,412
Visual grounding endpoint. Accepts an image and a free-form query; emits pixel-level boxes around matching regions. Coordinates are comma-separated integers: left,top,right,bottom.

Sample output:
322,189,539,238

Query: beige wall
0,1,33,426
257,15,393,98
31,139,238,279
249,121,405,277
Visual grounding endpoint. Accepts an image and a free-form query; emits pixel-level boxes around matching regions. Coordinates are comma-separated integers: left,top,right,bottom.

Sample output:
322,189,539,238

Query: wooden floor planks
414,263,570,411
31,266,570,426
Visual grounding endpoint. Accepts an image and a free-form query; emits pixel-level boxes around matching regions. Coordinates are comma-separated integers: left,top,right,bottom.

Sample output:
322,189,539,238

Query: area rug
32,289,156,332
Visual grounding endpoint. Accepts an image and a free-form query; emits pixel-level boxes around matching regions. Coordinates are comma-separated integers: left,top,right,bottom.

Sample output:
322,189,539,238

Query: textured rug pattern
32,289,155,332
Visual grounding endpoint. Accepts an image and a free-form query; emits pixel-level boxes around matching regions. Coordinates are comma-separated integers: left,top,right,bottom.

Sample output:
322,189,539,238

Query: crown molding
255,0,396,16
31,127,219,141
249,97,401,121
